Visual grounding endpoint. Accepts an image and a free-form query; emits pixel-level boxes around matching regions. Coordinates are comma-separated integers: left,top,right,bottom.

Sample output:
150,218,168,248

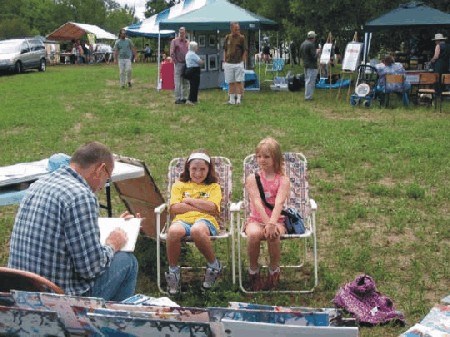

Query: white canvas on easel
98,218,141,252
319,43,333,65
342,42,363,72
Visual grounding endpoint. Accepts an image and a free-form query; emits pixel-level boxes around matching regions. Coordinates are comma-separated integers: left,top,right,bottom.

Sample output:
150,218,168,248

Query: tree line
1,0,449,56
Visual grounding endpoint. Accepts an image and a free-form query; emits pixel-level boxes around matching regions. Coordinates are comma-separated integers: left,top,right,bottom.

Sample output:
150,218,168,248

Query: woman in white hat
430,33,450,80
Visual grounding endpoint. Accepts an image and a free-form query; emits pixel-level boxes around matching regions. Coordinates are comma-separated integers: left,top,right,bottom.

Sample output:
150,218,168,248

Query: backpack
333,274,405,326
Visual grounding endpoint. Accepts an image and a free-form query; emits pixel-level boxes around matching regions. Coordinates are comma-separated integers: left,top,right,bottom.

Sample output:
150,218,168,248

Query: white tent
47,22,117,41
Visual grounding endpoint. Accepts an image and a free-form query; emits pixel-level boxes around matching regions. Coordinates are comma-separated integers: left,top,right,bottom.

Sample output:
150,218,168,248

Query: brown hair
255,137,284,175
180,149,218,184
70,141,113,169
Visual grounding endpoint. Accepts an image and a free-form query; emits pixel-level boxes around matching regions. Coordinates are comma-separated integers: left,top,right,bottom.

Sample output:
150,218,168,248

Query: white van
0,38,47,73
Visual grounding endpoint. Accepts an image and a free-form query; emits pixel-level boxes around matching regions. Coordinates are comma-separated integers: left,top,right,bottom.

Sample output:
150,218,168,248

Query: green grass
0,63,449,337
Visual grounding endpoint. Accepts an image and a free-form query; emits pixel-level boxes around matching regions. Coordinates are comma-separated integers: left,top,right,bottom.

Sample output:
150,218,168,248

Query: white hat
432,33,447,41
307,31,316,39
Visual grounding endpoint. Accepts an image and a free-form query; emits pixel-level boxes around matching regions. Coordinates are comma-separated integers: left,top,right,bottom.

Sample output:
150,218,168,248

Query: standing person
144,43,152,63
165,150,222,294
223,22,247,105
430,33,450,90
244,137,290,291
170,27,190,104
299,31,321,100
184,41,205,105
8,142,139,301
114,29,137,88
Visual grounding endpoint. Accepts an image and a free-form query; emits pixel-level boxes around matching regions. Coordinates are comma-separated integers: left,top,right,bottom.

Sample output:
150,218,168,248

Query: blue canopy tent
124,10,175,38
363,2,450,64
155,0,278,90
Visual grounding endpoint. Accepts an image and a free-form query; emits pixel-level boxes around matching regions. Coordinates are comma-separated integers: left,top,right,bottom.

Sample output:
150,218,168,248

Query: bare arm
268,176,290,225
245,174,271,225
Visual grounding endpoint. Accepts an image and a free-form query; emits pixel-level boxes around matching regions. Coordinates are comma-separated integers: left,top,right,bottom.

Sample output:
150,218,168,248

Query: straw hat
432,33,447,41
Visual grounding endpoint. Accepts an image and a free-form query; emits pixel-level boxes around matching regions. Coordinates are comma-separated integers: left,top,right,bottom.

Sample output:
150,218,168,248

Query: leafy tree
144,0,174,18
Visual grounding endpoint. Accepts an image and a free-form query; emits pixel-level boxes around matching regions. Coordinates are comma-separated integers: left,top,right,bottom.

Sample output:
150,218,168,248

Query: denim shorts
178,219,218,236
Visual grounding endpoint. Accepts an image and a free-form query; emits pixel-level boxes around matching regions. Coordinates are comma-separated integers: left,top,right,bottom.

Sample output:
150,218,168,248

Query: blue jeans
87,252,138,301
304,68,318,99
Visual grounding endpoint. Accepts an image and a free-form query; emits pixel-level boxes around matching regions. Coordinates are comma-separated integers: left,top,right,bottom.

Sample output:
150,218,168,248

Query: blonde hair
255,137,284,175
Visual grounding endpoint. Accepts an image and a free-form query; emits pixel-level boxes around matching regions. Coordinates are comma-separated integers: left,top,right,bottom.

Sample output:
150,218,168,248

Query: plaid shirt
8,166,114,295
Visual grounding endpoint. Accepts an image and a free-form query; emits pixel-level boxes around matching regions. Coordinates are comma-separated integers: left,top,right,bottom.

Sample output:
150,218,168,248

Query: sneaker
175,99,184,104
249,271,262,291
227,100,236,105
185,100,196,105
264,270,280,290
165,271,180,294
203,261,222,289
236,99,241,105
181,99,187,103
127,82,132,88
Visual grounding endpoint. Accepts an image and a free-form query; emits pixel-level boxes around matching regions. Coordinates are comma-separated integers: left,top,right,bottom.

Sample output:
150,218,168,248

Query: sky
115,0,147,20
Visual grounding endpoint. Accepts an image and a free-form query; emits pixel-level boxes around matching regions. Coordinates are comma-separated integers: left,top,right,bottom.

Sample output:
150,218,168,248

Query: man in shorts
223,22,247,105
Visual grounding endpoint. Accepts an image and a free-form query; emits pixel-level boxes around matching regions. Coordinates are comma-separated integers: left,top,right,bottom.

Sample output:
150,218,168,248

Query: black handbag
255,173,305,234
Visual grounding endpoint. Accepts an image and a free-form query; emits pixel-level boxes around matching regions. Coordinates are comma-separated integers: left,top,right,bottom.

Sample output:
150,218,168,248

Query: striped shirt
8,166,114,295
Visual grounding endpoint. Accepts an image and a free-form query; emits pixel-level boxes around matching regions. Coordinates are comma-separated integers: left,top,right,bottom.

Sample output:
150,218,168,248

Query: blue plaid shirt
8,166,114,295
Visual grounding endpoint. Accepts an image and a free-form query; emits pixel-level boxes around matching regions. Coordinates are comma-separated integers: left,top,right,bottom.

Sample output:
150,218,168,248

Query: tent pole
157,31,161,91
258,29,261,90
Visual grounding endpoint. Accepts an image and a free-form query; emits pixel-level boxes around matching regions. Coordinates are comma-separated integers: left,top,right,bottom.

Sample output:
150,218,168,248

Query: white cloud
115,0,146,20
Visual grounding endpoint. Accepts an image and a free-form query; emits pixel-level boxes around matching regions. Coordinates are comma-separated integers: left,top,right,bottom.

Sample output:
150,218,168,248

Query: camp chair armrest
154,202,167,214
310,198,317,211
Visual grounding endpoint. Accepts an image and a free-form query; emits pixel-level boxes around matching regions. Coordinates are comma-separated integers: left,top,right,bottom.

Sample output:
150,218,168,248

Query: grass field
0,63,448,337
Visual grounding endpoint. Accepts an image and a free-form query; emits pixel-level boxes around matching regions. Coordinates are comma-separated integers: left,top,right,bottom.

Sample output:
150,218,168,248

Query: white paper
98,218,141,252
342,42,363,72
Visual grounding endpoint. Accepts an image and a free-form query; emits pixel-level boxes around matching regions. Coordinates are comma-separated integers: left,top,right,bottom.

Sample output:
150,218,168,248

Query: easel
337,32,359,101
319,32,334,97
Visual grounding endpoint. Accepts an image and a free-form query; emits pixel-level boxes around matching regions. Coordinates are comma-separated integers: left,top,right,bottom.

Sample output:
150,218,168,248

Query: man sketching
8,142,139,301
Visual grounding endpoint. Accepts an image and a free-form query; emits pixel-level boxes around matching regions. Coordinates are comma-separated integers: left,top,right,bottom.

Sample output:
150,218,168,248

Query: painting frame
208,35,216,47
199,54,207,71
208,54,218,71
198,35,206,47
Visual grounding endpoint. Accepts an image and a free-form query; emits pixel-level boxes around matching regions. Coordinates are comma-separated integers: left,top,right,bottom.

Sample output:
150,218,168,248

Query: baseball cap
307,31,316,38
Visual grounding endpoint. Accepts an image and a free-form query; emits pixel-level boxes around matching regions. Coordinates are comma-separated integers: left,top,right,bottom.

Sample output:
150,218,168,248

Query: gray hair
189,41,198,51
70,141,113,169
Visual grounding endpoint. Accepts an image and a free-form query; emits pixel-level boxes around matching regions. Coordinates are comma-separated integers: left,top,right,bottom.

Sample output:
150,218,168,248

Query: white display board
319,43,333,65
342,42,363,72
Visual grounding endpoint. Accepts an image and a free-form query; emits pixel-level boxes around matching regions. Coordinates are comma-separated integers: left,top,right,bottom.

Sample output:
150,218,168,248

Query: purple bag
333,274,405,326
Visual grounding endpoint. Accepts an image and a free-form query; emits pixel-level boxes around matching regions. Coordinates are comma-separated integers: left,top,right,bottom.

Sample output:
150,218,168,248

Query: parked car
0,38,47,73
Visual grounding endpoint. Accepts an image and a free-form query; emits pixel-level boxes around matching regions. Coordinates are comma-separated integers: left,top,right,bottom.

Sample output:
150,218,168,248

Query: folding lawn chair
265,58,285,81
155,157,235,294
234,153,318,293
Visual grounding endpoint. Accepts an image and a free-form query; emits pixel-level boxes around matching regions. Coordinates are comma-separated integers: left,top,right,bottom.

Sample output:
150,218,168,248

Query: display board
319,43,333,65
342,42,363,71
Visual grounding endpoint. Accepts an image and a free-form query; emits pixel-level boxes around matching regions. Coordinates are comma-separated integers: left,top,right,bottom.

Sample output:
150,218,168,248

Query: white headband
187,152,210,163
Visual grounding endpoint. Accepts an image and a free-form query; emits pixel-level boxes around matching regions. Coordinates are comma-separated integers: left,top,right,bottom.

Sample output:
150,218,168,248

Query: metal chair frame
382,74,409,107
417,72,439,109
440,74,450,113
234,152,318,294
155,157,235,294
264,58,285,80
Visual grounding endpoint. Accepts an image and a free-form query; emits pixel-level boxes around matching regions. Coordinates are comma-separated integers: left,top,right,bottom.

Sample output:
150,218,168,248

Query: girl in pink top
245,137,290,291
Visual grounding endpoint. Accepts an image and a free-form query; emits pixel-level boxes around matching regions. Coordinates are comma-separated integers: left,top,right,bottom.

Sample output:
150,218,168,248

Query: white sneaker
236,99,241,105
165,271,180,294
203,261,222,289
227,100,236,105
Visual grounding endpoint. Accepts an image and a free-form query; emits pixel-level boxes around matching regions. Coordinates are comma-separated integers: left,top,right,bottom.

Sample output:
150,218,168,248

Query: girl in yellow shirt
165,149,222,294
